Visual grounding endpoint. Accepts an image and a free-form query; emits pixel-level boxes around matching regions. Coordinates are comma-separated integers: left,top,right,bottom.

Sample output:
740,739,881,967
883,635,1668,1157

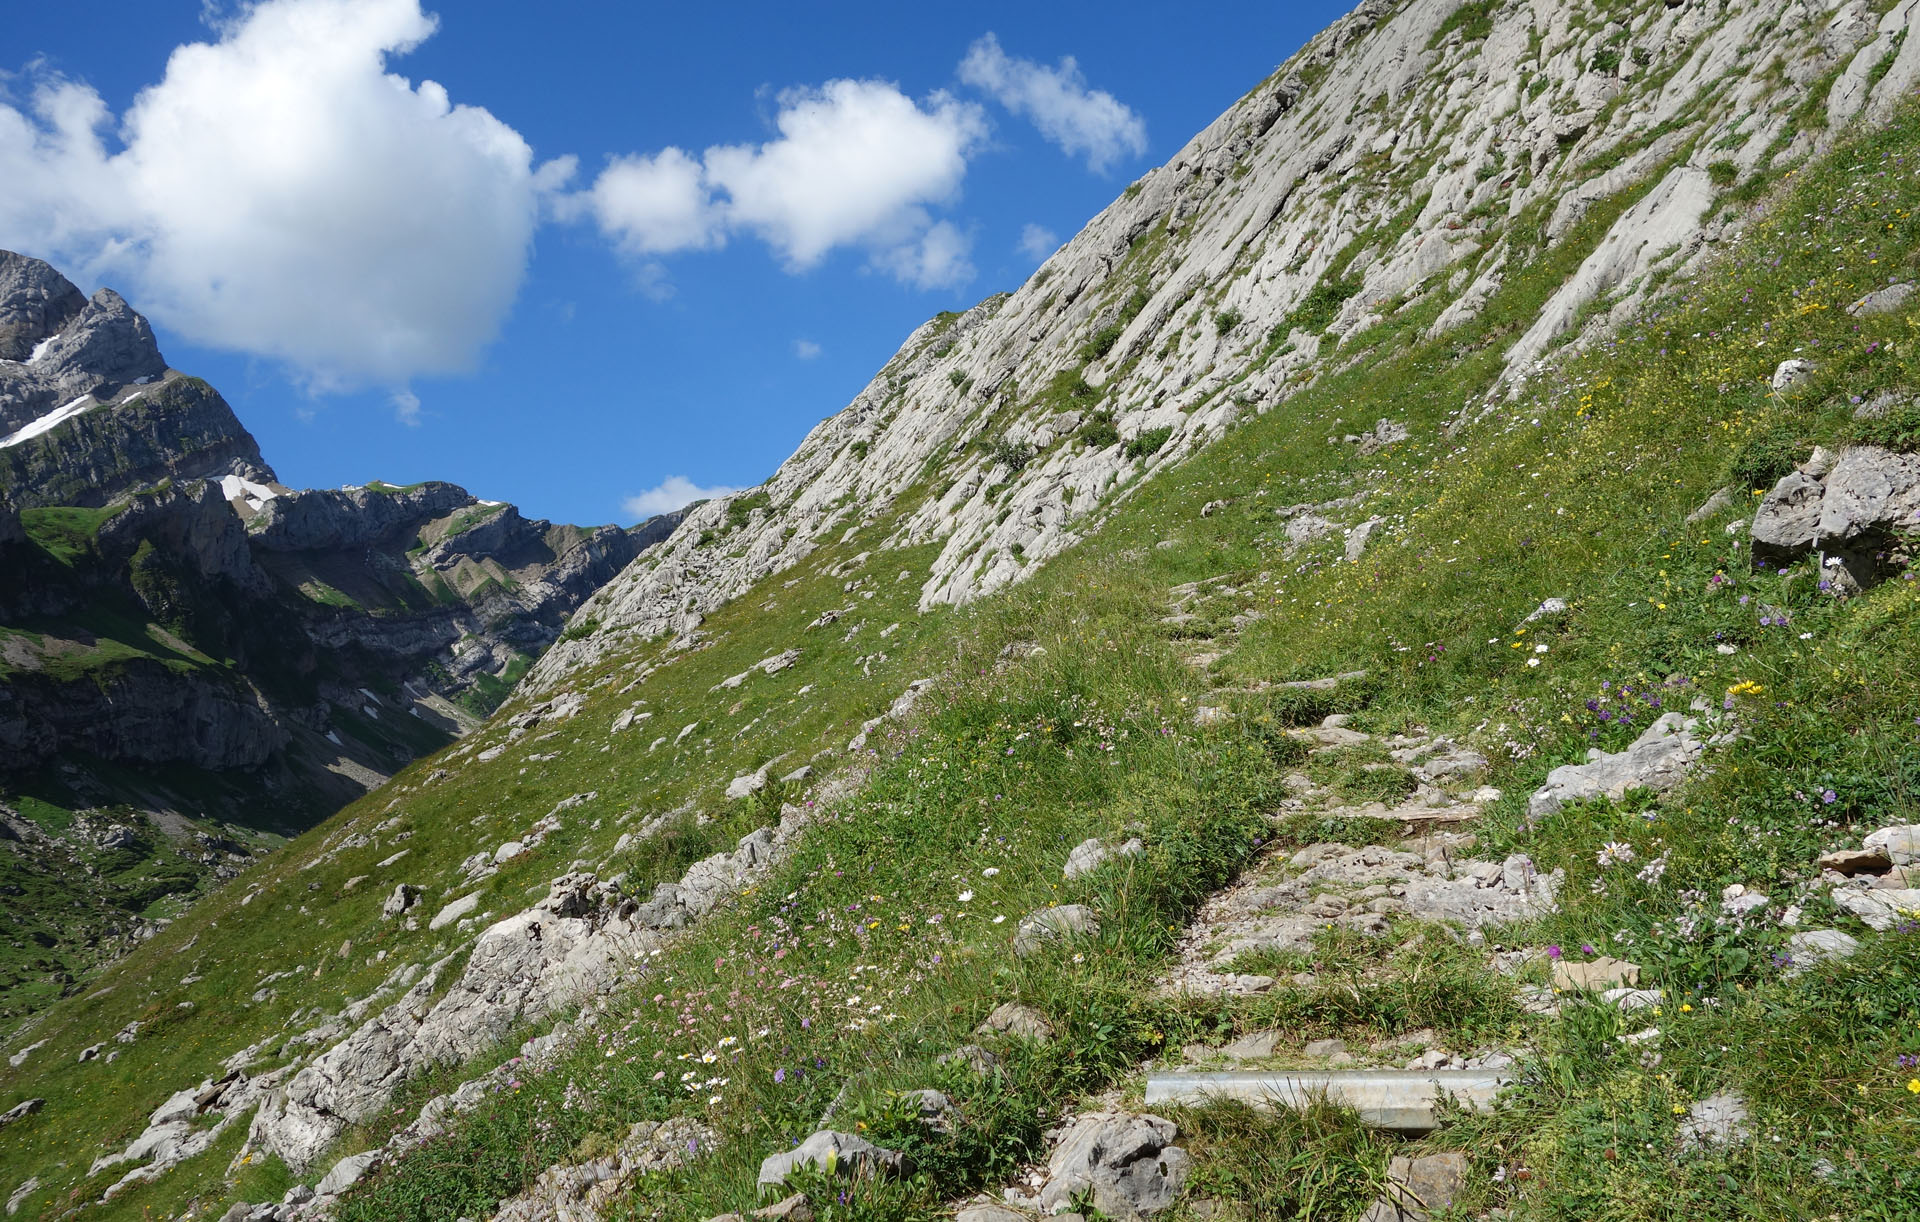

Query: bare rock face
254,874,638,1171
0,251,271,508
1013,903,1100,955
0,258,169,437
0,249,87,362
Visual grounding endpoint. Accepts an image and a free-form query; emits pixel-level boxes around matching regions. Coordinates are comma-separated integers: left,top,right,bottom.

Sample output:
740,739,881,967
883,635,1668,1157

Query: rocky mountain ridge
0,251,672,1021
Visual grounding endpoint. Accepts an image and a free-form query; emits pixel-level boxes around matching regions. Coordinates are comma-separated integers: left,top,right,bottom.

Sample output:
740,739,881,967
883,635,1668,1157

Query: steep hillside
0,252,674,1022
532,0,1920,686
5,2,1920,1220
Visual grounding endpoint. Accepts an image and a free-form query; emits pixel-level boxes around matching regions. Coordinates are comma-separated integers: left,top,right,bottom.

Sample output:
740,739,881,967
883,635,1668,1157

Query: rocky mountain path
938,712,1554,1222
1156,714,1533,1003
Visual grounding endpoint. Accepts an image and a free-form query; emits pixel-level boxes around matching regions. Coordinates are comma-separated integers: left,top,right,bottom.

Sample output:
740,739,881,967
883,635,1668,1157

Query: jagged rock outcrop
1751,445,1920,591
0,253,167,435
0,250,86,362
0,251,270,508
1033,1112,1190,1219
532,0,1920,692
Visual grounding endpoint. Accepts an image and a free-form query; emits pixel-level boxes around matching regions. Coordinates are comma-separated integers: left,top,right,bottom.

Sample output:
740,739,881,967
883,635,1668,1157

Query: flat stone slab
1143,1070,1509,1132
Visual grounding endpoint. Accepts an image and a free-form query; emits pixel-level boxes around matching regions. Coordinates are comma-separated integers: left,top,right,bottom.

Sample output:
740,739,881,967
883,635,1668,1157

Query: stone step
1143,1069,1510,1132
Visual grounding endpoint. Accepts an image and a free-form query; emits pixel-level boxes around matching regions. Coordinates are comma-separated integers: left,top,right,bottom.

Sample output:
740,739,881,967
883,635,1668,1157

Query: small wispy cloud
1018,223,1058,259
871,219,974,290
794,339,823,360
391,389,422,427
622,475,742,520
958,34,1146,173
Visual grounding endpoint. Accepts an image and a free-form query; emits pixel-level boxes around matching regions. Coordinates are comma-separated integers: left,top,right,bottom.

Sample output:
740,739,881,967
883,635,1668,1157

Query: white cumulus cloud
622,475,741,520
793,339,822,359
0,0,570,389
571,79,986,290
1018,223,1059,259
567,146,720,257
958,33,1146,173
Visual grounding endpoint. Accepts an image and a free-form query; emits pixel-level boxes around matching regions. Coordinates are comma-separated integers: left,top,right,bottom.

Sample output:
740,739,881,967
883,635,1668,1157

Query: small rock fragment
976,1003,1055,1042
1359,1151,1468,1222
1013,904,1100,956
1677,1092,1750,1150
1551,956,1641,991
1221,1031,1283,1059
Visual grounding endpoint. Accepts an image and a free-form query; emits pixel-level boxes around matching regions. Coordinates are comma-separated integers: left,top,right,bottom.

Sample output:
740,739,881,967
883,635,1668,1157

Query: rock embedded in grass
381,882,421,919
976,1002,1056,1042
1846,281,1915,316
1527,712,1712,820
1784,929,1860,973
1013,903,1100,955
1358,1151,1469,1222
1224,1030,1285,1059
1770,358,1816,392
429,891,481,930
0,1097,43,1127
1063,836,1145,879
756,1130,910,1190
938,1043,1003,1073
1036,1111,1190,1219
1677,1092,1751,1150
705,1193,816,1222
1550,955,1641,991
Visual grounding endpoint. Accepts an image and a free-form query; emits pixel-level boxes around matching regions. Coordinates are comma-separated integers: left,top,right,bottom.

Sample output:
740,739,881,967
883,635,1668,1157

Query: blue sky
3,1,1346,526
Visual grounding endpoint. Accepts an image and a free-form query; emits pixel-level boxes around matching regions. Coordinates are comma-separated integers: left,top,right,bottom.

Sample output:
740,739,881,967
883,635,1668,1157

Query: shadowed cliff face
0,251,678,1020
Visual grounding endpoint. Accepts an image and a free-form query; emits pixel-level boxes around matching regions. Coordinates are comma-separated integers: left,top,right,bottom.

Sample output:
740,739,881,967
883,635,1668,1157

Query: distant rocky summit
0,250,677,1017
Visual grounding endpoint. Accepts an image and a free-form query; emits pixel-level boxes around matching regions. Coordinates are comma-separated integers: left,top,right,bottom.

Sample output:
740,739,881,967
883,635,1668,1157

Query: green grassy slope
6,91,1920,1222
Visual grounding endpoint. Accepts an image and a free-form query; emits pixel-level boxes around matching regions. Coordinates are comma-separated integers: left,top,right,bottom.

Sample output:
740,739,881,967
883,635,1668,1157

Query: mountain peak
0,250,88,364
